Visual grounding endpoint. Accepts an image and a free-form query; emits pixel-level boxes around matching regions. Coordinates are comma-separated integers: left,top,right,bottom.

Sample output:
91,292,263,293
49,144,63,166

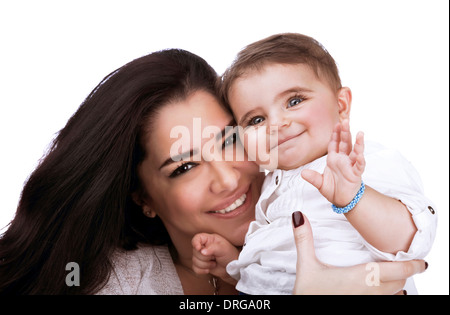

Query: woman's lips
210,193,247,214
207,185,252,218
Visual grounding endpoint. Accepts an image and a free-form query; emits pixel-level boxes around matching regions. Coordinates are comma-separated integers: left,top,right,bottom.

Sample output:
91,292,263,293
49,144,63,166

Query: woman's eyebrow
215,119,237,142
159,120,235,170
238,109,258,126
159,148,199,170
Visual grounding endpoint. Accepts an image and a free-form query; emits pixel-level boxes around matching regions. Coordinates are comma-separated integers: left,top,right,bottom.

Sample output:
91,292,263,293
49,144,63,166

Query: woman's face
137,90,264,246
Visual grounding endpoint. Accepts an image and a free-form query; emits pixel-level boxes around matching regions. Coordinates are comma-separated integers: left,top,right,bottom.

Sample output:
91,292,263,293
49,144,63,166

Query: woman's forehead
147,91,234,159
156,91,232,135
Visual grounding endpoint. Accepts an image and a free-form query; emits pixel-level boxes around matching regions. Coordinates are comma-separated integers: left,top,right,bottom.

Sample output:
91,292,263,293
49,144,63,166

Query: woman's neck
169,231,195,268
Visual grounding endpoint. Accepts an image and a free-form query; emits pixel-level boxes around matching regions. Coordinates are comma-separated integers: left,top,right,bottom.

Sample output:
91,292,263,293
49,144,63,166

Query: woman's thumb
292,211,317,267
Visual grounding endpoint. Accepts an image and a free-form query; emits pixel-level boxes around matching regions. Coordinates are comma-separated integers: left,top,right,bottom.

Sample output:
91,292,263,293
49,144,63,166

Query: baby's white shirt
227,141,437,295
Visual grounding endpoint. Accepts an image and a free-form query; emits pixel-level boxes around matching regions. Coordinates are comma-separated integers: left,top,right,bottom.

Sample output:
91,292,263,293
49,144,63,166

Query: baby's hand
301,119,365,207
191,233,239,285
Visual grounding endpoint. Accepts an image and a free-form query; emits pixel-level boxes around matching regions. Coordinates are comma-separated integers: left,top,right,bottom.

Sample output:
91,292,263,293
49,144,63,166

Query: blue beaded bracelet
331,181,365,214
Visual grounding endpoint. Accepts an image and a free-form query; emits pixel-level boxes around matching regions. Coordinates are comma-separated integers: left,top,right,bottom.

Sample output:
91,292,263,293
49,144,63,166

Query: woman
0,49,426,294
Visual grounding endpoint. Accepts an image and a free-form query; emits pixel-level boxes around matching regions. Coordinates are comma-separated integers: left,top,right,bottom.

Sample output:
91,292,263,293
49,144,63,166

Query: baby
192,33,437,294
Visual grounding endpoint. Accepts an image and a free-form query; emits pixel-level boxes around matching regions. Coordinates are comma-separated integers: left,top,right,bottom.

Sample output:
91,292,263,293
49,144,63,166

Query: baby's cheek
242,127,277,171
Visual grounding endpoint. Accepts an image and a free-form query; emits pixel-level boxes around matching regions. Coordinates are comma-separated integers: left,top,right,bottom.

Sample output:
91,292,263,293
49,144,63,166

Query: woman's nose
209,160,240,194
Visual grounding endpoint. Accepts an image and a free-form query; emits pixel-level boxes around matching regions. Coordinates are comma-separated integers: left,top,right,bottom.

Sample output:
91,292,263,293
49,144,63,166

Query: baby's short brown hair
220,33,342,106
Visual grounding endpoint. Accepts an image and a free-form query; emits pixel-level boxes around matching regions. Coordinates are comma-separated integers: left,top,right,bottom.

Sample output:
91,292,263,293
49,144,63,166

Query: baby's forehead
235,62,319,84
234,62,334,92
241,61,318,77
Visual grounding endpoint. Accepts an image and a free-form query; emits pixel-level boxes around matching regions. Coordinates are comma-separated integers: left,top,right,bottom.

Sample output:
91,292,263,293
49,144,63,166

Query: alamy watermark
365,262,381,287
65,262,80,287
169,118,279,171
64,261,380,289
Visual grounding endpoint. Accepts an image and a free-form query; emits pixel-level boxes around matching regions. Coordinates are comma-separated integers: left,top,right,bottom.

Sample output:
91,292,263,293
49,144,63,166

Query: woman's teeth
212,193,247,214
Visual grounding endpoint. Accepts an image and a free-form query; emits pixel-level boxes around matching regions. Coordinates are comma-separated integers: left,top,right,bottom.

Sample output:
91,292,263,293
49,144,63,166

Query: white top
227,141,437,295
96,245,184,295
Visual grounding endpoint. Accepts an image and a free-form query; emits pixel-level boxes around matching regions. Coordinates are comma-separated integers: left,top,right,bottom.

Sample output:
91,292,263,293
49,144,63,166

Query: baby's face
228,63,347,170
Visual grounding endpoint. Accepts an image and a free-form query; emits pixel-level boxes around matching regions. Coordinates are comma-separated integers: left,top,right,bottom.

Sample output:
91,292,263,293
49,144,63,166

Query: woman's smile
207,184,253,218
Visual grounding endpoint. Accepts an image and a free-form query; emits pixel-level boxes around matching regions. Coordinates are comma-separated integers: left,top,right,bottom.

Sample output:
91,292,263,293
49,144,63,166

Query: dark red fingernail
403,290,408,295
425,261,429,270
292,211,304,228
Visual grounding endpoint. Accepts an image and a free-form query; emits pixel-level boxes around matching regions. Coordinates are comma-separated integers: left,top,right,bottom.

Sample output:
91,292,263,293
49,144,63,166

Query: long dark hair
0,49,219,294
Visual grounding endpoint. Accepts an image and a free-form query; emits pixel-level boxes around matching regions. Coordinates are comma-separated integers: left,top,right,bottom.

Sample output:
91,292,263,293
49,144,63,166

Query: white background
0,0,448,295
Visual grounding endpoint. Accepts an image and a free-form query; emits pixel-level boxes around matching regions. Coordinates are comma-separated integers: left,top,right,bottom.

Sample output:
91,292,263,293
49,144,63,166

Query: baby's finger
192,257,217,271
338,119,352,155
328,123,341,153
348,150,358,165
354,131,365,154
192,263,209,275
301,169,323,191
354,154,365,174
192,233,212,252
192,246,214,262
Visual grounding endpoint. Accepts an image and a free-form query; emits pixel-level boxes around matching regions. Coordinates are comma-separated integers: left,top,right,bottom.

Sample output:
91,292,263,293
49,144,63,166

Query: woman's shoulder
96,244,183,295
112,243,171,265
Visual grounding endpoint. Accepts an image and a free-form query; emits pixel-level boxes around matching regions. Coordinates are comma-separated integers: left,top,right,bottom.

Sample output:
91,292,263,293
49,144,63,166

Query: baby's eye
287,97,304,108
249,116,265,126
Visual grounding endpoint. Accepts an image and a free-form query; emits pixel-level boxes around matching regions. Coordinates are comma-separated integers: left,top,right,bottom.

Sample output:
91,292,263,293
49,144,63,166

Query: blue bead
331,181,365,214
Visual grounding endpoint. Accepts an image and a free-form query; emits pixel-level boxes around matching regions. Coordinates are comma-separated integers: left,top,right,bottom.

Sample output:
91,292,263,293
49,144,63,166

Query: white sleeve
361,142,437,261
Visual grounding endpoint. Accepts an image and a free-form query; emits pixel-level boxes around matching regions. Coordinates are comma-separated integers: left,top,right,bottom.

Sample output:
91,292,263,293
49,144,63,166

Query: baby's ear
337,87,352,120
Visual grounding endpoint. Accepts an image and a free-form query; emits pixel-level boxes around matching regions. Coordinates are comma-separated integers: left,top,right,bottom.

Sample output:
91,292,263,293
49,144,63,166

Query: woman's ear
337,87,352,121
131,192,157,218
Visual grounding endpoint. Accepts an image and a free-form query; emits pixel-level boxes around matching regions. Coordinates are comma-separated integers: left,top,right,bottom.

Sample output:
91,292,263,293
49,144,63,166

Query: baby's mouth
270,131,304,150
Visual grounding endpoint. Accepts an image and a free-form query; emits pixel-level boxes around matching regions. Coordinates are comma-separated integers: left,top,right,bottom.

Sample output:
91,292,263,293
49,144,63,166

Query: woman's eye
222,133,237,148
287,97,304,108
169,162,197,178
249,116,265,126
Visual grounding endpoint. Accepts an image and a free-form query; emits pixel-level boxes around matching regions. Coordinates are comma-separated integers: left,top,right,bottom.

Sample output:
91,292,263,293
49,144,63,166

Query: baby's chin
275,161,304,171
255,152,305,171
275,145,323,170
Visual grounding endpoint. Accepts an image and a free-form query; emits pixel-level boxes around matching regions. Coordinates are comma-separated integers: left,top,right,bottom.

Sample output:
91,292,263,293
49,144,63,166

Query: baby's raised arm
301,119,417,254
301,119,365,207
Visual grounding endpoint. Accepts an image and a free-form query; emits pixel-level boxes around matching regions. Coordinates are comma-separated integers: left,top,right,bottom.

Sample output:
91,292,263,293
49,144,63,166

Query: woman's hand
291,211,427,295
